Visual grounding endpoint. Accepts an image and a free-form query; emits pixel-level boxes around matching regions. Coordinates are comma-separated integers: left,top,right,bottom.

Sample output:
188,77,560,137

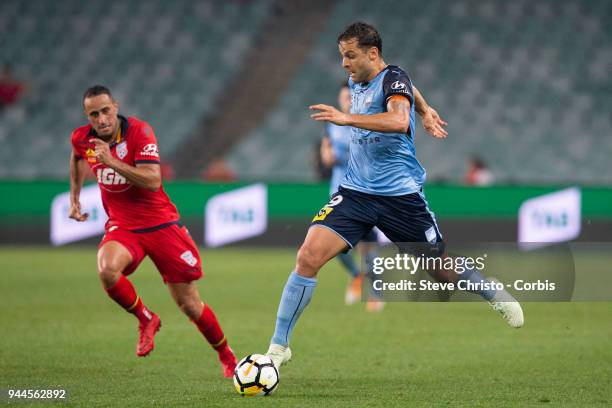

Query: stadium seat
0,0,274,178
226,0,612,184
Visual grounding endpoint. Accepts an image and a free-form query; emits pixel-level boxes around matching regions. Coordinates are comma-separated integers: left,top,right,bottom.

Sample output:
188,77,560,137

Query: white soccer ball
233,354,279,396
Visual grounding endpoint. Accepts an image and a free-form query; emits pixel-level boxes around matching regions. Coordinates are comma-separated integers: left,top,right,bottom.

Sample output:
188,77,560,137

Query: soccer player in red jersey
69,85,237,377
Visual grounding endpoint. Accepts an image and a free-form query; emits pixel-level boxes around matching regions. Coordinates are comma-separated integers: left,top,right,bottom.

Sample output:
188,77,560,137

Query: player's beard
350,67,368,83
352,72,366,83
96,123,117,141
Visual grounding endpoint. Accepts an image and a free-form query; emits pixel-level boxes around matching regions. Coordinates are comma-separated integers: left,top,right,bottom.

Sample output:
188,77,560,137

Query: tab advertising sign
51,184,107,245
205,184,268,247
518,187,581,246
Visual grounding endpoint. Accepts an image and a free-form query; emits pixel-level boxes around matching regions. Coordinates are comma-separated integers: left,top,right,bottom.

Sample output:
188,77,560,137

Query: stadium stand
0,0,273,178
226,0,612,184
172,0,335,178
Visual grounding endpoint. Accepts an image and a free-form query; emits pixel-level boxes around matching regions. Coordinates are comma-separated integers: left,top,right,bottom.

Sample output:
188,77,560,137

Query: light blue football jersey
341,65,426,196
326,122,351,195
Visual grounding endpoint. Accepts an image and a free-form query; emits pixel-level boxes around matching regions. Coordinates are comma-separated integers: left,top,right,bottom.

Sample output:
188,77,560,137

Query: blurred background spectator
202,158,237,182
0,63,27,110
464,156,494,186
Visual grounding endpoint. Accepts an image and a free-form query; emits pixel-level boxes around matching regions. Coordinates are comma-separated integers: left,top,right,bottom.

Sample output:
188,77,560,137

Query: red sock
105,275,152,324
192,304,228,351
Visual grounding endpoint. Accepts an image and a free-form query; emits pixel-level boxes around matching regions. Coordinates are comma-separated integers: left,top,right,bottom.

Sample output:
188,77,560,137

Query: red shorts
99,222,203,284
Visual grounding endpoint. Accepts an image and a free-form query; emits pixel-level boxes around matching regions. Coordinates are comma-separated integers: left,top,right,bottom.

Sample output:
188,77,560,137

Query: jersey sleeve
382,69,414,106
70,129,83,159
133,122,161,164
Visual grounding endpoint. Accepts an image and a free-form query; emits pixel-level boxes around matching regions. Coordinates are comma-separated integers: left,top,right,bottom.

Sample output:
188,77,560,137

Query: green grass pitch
1,246,611,407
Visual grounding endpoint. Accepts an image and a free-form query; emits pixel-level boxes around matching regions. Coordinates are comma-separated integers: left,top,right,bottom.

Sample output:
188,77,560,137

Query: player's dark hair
83,85,113,102
337,22,382,55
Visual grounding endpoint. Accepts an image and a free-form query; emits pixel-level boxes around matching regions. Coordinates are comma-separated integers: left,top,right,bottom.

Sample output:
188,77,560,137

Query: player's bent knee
97,262,122,287
97,242,133,288
296,246,325,277
97,253,129,287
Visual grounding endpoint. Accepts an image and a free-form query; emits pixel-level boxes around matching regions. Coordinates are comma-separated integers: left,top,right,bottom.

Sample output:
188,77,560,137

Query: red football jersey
71,116,180,230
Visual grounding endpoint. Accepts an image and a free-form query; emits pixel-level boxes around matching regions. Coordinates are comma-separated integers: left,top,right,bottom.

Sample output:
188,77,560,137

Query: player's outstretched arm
310,95,410,134
69,152,89,222
412,86,430,117
90,138,161,191
413,86,448,139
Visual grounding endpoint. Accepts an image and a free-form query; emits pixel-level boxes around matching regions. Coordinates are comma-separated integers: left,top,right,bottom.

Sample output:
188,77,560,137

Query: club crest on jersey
180,250,197,267
140,143,159,158
391,81,407,91
116,141,128,160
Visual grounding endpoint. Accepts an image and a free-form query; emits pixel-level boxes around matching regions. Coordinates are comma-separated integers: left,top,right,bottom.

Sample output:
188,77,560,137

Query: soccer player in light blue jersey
267,22,524,368
320,83,383,311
